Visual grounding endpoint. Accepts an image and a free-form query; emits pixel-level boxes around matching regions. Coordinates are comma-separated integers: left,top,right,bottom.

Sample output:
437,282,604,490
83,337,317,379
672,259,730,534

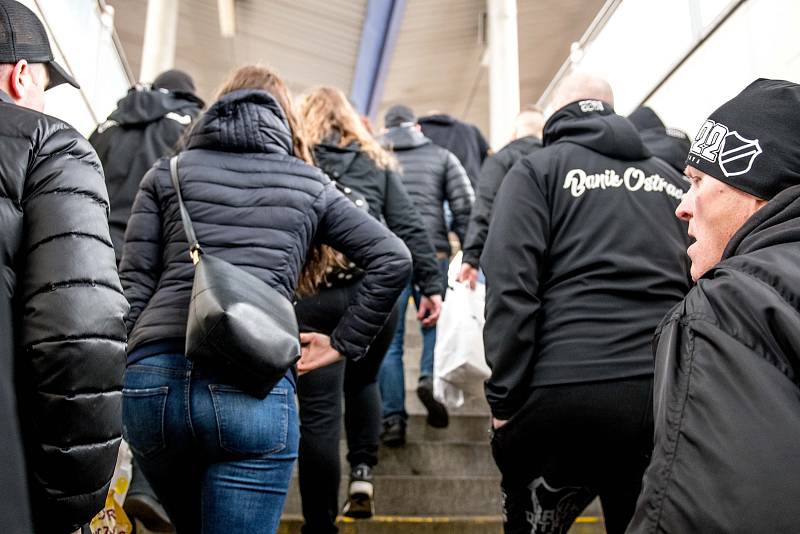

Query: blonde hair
215,65,336,296
297,86,397,170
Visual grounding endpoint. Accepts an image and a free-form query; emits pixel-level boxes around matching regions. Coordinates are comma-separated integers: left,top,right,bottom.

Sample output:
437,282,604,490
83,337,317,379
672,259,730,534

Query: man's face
676,166,767,281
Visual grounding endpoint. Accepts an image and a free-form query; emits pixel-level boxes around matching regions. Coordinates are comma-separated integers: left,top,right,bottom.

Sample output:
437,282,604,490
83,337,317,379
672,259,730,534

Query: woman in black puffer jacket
118,66,411,534
294,87,444,530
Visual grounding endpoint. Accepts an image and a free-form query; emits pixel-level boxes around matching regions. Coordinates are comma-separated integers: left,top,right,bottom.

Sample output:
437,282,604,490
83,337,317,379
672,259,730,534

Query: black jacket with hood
482,100,691,419
628,106,691,174
419,113,490,188
89,87,203,261
380,126,474,255
0,91,128,533
462,135,542,268
120,90,411,364
628,184,800,534
313,142,444,296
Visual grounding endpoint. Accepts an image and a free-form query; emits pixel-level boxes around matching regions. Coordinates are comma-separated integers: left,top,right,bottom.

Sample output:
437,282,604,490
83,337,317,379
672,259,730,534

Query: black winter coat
0,91,128,533
313,143,444,297
483,100,691,419
90,87,202,261
419,113,490,188
628,184,800,534
461,136,542,268
120,90,411,362
380,126,474,254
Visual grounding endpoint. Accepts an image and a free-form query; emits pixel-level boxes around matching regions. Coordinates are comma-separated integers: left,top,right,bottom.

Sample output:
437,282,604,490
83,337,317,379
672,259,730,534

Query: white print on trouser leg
526,477,594,534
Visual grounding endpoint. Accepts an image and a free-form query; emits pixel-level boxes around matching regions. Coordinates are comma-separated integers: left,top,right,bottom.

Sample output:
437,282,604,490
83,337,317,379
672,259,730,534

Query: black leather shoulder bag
169,155,300,398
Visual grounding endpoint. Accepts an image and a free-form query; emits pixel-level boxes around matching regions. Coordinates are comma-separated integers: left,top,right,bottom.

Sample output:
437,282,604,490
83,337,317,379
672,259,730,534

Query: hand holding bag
169,155,300,398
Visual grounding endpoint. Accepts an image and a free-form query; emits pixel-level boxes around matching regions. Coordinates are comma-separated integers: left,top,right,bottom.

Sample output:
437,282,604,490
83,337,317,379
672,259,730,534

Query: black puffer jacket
314,142,444,297
462,136,542,267
628,184,800,534
90,87,202,261
0,91,128,533
120,90,411,361
419,113,490,188
483,100,691,419
380,126,474,254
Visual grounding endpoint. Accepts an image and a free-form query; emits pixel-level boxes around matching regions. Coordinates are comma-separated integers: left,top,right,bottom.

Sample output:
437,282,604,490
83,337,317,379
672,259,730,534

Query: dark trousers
295,280,399,534
491,376,654,534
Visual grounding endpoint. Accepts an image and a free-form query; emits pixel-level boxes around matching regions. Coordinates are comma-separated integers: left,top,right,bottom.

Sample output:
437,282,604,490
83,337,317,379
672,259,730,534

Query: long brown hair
297,86,397,170
215,65,336,296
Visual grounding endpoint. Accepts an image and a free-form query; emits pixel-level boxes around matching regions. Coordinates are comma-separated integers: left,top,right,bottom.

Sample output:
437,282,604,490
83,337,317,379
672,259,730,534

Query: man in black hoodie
90,69,203,261
483,74,691,534
628,106,691,174
628,79,800,534
459,106,545,287
419,112,490,188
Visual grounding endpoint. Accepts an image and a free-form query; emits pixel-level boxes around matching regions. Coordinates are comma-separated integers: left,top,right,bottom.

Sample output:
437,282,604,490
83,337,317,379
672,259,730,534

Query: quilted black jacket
0,91,128,533
120,89,411,361
380,126,474,254
313,142,443,296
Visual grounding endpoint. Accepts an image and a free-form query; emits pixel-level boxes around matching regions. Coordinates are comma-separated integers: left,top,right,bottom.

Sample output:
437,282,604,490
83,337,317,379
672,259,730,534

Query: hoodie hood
629,106,690,173
313,141,360,178
186,89,293,155
544,100,650,161
108,86,201,126
380,126,430,151
419,113,455,126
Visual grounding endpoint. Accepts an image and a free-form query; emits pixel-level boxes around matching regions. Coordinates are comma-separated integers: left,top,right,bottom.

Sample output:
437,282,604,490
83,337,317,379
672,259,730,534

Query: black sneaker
417,376,449,428
342,463,374,519
380,415,406,447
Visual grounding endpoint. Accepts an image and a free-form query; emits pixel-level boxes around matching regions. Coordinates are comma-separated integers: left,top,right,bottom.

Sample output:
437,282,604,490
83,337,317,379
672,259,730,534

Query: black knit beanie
686,78,800,200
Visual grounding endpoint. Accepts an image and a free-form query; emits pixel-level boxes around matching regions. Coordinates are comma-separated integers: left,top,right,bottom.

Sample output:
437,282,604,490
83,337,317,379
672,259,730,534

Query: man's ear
8,60,29,100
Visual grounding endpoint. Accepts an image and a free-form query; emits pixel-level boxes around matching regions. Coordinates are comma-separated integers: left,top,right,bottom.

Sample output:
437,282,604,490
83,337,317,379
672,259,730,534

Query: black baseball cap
0,0,79,89
384,104,416,128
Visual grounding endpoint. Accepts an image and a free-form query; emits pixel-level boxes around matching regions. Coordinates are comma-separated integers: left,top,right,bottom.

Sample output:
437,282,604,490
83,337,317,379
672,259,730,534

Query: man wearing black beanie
628,78,800,533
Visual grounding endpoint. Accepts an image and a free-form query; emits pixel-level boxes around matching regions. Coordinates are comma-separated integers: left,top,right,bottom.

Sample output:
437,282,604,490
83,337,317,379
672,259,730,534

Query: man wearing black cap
0,1,128,532
378,104,473,445
90,69,204,262
628,78,800,534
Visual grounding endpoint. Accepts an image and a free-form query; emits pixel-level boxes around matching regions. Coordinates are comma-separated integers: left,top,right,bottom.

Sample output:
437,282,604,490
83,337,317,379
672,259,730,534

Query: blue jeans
122,353,299,533
379,259,448,420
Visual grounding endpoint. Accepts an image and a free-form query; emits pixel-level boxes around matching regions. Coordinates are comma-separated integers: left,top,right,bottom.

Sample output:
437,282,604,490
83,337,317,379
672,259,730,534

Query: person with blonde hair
119,66,411,533
295,86,443,528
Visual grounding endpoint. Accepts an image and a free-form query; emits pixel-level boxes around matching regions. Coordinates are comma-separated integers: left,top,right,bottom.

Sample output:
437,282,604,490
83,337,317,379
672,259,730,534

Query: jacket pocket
122,386,169,458
210,384,288,456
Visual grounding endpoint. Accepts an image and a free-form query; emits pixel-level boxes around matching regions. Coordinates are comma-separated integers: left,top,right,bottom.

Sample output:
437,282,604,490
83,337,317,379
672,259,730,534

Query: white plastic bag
433,254,490,408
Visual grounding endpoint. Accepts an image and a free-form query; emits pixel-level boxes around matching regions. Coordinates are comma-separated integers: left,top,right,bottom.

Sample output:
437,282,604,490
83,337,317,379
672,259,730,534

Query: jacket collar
722,184,800,260
380,126,429,150
0,89,13,104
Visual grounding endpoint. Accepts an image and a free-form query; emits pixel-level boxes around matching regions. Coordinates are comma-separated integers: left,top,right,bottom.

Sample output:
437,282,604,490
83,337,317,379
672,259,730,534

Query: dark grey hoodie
482,100,692,419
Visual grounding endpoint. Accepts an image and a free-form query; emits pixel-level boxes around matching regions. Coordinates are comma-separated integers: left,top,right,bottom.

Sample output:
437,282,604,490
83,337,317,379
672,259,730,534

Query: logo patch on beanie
690,119,762,177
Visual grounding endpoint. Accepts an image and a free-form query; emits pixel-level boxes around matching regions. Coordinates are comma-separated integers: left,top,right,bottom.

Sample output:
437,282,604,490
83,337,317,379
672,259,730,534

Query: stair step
284,475,502,516
277,515,606,533
376,441,497,476
406,413,490,442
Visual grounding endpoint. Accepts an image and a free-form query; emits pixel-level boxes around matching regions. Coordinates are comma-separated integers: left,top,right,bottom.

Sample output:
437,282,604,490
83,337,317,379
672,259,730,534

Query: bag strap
169,155,203,264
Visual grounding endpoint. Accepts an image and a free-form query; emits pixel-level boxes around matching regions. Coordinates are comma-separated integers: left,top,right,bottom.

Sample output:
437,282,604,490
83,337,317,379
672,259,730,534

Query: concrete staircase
278,305,607,533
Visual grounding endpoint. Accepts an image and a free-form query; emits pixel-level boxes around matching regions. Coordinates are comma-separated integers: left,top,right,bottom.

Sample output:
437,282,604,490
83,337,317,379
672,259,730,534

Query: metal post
487,0,520,150
139,0,179,83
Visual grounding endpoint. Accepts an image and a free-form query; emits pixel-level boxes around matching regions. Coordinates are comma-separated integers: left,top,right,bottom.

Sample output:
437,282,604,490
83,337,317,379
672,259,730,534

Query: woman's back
121,89,411,359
